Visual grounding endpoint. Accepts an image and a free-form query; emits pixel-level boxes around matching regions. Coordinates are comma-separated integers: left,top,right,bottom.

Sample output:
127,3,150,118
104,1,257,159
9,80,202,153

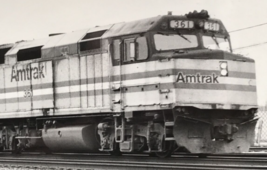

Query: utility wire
229,22,267,49
233,41,267,50
229,22,267,33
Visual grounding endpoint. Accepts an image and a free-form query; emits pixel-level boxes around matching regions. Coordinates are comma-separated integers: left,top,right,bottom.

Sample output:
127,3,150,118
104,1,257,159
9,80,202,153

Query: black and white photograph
0,0,267,169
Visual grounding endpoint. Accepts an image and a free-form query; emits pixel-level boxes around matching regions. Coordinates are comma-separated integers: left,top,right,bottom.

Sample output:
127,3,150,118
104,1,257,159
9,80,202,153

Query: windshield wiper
177,31,191,43
212,35,220,48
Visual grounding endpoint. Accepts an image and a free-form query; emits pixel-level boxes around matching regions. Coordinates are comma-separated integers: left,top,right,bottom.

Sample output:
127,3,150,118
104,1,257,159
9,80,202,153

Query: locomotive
0,10,258,157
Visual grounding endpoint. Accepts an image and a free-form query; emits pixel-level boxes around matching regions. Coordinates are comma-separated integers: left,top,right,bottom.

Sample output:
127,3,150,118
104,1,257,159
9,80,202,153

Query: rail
0,153,266,170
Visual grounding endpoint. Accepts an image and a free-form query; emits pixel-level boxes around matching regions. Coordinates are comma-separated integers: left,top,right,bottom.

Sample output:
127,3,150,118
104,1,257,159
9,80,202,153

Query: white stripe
55,86,70,93
33,88,53,96
219,77,256,86
176,89,257,105
112,60,173,75
4,91,24,99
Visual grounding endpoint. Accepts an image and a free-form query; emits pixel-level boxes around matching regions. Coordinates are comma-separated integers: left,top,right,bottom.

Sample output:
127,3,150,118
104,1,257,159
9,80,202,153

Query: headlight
220,62,227,69
221,70,228,76
220,61,228,76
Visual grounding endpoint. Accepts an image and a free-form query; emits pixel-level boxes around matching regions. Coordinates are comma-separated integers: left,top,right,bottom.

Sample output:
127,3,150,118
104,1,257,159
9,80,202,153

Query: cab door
110,39,123,112
110,35,149,112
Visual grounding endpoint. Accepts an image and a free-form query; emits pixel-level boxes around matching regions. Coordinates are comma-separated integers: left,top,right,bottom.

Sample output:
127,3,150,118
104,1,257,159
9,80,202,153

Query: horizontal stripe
0,68,255,94
113,69,255,81
174,83,256,91
1,83,53,93
33,88,53,96
2,75,255,100
4,97,18,103
1,82,256,105
175,89,257,106
32,94,53,101
111,59,255,74
2,94,53,104
174,59,256,73
0,69,256,93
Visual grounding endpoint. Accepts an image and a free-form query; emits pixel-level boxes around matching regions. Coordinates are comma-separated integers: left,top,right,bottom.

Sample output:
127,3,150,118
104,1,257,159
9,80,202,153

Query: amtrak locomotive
0,10,258,157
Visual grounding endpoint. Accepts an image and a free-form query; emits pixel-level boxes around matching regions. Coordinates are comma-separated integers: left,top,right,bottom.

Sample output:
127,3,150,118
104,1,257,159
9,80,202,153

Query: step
165,121,174,126
165,137,175,141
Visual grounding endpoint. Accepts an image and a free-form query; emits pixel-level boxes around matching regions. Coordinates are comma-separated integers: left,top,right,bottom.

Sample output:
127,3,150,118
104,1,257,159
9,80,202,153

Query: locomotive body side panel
83,53,110,108
17,64,32,111
102,53,110,107
0,68,5,112
94,54,103,107
0,61,54,117
4,66,19,112
32,61,54,109
80,56,88,108
87,55,96,107
113,60,175,112
55,58,71,109
69,56,81,108
53,53,111,115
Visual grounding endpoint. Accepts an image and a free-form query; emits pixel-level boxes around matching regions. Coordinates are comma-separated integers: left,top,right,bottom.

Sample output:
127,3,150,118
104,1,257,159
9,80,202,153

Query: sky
1,0,267,106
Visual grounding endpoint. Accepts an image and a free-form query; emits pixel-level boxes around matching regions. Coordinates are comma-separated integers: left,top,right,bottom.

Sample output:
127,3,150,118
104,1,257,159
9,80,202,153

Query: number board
170,20,194,29
204,22,220,31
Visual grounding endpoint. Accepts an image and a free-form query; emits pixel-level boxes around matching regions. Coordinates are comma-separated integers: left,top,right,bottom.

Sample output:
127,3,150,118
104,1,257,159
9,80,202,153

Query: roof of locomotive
2,13,228,61
0,43,13,49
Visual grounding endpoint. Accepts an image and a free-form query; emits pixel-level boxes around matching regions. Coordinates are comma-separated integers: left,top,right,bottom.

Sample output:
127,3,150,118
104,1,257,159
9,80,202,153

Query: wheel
155,140,175,158
109,141,122,156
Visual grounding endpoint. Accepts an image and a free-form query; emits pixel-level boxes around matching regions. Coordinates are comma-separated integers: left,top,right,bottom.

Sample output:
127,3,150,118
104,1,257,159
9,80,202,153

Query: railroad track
0,153,267,170
250,146,267,152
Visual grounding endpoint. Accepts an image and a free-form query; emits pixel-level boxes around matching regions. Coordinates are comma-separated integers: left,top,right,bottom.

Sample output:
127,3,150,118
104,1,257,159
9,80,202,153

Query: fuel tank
42,125,100,152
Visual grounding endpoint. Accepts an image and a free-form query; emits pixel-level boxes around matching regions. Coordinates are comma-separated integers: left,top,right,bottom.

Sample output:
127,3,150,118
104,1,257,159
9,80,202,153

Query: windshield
203,36,231,52
154,34,198,51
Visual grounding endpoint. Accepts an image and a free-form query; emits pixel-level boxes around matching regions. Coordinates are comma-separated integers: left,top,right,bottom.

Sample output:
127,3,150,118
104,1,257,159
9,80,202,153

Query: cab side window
124,38,135,62
113,39,121,60
136,37,148,60
112,35,148,63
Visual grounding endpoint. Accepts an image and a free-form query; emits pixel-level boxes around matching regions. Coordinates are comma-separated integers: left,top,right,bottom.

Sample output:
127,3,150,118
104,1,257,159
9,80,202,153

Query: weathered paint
0,61,53,114
0,56,257,118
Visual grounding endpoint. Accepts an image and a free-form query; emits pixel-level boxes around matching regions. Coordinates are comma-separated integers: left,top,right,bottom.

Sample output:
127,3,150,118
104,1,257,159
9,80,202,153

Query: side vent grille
0,47,11,64
79,30,106,52
17,46,43,61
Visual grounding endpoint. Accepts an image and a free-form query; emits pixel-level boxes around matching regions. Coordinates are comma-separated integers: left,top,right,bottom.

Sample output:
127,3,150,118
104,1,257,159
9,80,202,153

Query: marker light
196,21,204,28
161,22,168,30
198,21,204,27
